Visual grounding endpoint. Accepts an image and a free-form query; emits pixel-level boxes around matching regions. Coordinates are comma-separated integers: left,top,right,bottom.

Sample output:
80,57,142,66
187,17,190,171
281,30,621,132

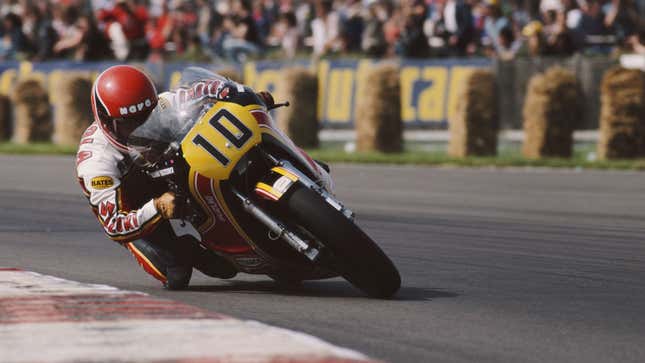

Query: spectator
544,9,576,54
382,2,402,55
276,11,301,58
22,4,58,61
97,0,149,60
604,0,640,42
362,0,387,56
483,0,510,54
311,0,342,56
195,0,217,45
522,20,547,56
54,11,110,61
147,2,174,60
578,0,613,52
396,0,430,57
231,0,263,46
495,25,522,60
215,0,263,62
340,0,364,52
0,12,31,60
444,0,475,55
0,0,641,62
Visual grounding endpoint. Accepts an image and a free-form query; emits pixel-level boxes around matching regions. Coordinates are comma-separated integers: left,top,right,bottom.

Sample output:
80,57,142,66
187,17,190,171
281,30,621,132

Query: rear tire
282,185,401,298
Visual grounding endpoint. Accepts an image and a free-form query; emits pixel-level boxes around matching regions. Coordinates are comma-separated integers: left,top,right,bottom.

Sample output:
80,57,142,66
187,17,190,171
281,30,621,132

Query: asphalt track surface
1,155,644,363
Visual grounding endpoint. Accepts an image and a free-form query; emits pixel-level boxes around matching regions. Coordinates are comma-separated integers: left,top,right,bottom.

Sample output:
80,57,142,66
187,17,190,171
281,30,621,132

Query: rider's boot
126,238,193,290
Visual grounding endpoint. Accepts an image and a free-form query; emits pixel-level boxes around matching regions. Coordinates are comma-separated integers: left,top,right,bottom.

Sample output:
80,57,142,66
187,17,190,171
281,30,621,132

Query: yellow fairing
181,102,262,180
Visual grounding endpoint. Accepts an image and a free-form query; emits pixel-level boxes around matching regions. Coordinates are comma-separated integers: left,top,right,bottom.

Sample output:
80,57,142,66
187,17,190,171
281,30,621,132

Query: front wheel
281,185,401,298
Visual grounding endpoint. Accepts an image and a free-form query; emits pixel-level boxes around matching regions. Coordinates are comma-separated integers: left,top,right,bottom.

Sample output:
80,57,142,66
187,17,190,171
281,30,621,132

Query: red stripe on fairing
252,111,322,179
0,268,22,271
0,294,229,324
194,173,252,254
251,109,274,128
193,171,216,233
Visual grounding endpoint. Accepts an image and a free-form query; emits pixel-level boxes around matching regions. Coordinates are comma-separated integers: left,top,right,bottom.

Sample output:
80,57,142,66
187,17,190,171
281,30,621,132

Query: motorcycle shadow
186,279,458,301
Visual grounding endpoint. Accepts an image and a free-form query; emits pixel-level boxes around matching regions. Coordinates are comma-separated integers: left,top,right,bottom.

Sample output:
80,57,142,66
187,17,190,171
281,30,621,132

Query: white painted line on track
0,268,379,363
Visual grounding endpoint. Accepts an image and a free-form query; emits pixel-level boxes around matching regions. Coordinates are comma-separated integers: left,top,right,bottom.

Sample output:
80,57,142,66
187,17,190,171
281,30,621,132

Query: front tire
282,185,401,298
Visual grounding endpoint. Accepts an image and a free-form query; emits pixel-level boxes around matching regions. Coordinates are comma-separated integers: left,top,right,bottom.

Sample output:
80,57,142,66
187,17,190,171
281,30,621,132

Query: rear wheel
281,185,401,298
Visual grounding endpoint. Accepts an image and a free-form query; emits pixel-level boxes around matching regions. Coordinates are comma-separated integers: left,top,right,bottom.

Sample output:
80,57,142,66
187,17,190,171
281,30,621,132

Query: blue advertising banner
243,60,310,94
0,58,491,129
399,58,491,128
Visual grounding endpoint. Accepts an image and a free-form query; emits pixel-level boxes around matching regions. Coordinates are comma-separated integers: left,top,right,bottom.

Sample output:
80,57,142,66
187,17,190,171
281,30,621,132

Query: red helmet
91,65,158,151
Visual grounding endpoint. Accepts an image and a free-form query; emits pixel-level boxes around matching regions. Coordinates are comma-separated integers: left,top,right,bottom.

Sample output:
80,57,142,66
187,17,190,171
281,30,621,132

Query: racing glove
154,192,176,219
257,91,275,108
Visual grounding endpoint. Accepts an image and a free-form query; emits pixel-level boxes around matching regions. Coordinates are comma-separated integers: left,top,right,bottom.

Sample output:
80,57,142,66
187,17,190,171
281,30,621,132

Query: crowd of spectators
0,0,644,63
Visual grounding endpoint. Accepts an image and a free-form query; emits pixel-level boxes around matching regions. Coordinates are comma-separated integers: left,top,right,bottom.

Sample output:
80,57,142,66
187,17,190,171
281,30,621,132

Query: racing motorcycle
128,67,400,298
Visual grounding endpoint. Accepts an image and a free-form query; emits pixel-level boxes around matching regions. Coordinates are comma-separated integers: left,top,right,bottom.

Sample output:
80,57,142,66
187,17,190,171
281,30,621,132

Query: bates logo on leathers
119,99,153,115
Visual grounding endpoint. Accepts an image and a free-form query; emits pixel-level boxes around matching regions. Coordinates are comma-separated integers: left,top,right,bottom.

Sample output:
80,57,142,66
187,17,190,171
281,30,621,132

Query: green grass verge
306,149,645,171
0,142,77,155
1,142,644,170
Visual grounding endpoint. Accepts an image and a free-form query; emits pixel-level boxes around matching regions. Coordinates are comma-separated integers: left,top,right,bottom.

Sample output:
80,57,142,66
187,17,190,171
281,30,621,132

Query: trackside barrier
355,63,402,152
275,67,319,148
51,72,93,146
12,79,52,143
522,67,582,159
494,57,615,129
597,67,645,159
448,69,498,157
3,59,645,160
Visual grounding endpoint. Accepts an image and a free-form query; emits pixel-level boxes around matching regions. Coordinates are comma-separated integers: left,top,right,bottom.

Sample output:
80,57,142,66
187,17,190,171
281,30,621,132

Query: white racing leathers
75,80,235,243
76,122,162,243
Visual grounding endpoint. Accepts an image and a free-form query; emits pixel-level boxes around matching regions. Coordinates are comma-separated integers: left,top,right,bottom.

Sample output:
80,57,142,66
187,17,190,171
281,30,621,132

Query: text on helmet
119,99,153,115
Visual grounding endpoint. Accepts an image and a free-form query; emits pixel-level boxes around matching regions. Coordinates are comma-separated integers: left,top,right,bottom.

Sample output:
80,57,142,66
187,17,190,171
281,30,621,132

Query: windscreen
127,67,227,166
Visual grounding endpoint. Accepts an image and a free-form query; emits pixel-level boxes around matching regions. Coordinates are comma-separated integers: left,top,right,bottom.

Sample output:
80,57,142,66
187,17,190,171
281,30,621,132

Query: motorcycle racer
76,65,275,289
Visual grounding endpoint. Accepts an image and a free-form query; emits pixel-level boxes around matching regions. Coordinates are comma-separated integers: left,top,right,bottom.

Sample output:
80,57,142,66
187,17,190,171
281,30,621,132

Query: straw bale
11,79,52,143
0,95,11,140
448,70,498,157
522,67,582,159
274,67,319,148
51,72,93,146
355,63,402,153
597,67,645,159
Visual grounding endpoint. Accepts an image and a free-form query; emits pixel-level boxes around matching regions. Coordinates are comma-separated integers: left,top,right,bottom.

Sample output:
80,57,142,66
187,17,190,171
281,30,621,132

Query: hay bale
274,67,319,148
597,67,645,159
522,67,582,159
355,63,402,153
0,94,11,140
448,70,499,157
11,79,52,143
51,72,93,146
217,67,244,83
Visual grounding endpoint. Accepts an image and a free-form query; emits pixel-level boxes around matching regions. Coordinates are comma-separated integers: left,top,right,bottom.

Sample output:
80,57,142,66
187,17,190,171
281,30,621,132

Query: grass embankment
1,142,644,170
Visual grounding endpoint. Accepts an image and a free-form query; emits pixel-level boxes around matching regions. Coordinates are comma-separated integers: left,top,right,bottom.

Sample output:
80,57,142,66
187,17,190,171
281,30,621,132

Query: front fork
231,159,354,262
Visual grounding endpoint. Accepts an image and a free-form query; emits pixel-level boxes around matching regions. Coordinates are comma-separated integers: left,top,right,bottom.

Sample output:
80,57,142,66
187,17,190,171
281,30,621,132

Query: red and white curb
0,268,379,363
